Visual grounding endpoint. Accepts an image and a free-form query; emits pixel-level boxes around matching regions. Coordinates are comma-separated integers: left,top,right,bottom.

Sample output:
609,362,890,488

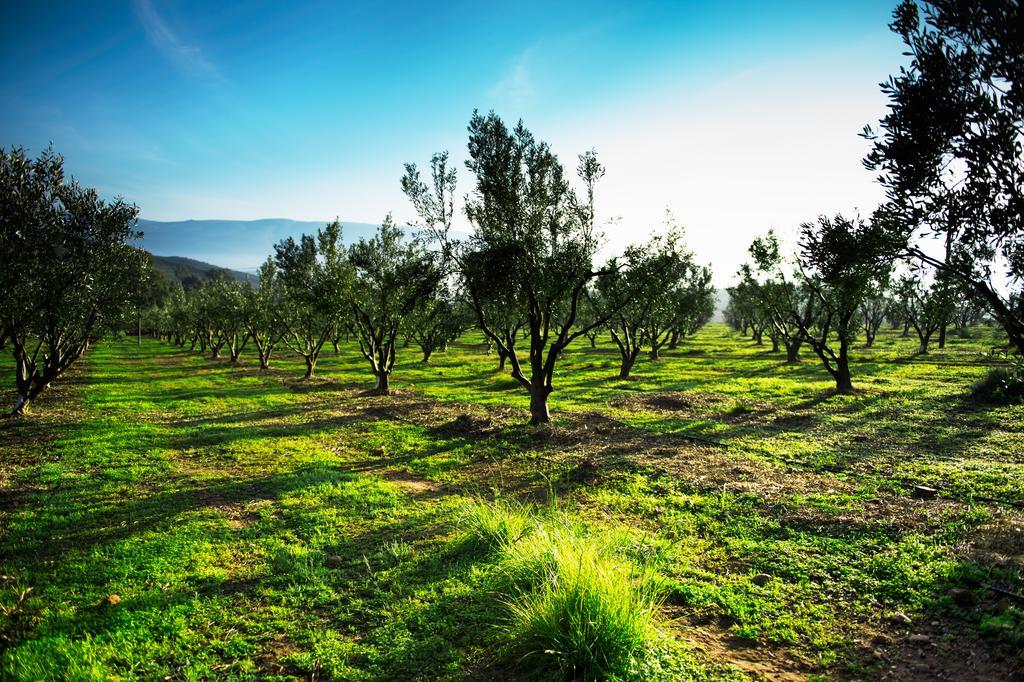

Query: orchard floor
1,324,1022,680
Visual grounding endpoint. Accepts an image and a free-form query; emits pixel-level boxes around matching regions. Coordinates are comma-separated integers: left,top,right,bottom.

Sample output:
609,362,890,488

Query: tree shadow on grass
0,463,355,566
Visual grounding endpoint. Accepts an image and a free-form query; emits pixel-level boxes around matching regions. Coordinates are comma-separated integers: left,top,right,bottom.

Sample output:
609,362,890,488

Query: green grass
1,324,1022,680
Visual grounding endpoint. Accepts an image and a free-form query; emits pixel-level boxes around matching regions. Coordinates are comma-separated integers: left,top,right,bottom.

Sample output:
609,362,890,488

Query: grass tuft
505,536,665,680
458,498,534,556
464,501,671,680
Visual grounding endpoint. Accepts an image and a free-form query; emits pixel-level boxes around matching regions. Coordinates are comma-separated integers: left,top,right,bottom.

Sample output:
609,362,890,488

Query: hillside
150,254,257,288
136,218,381,272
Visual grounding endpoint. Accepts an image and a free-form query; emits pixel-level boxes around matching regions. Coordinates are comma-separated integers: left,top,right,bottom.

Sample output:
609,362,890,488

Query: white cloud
132,0,223,84
487,49,535,105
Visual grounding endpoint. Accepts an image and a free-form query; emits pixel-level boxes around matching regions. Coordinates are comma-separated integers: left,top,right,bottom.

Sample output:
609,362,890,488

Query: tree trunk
529,382,551,425
421,347,432,364
770,336,780,353
785,340,801,364
938,322,947,349
303,356,316,379
259,354,270,371
10,392,30,416
498,348,508,370
902,320,910,338
835,342,854,394
619,353,636,379
668,330,680,350
835,361,854,393
650,344,660,361
918,334,930,354
374,371,390,396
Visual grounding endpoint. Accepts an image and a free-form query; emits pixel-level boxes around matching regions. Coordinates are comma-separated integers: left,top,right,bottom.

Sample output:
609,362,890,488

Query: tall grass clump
461,500,672,680
457,498,534,556
506,534,665,680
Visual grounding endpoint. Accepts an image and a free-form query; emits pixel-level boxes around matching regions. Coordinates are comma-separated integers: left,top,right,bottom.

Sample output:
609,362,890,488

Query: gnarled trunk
529,381,552,425
785,339,801,364
619,355,636,379
10,392,30,417
374,371,391,396
835,361,854,393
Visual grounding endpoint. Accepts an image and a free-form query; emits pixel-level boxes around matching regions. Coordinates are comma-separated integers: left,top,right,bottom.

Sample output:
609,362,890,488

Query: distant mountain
150,255,257,288
135,218,381,272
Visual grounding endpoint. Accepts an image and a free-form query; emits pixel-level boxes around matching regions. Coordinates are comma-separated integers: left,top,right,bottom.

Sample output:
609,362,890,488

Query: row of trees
729,242,995,354
149,218,469,394
724,215,898,393
14,0,1018,420
147,0,1022,418
726,219,997,393
1,147,151,415
144,113,717,423
723,0,1024,395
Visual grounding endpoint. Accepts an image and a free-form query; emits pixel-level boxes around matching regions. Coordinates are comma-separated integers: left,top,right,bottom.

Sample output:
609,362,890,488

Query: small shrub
971,367,1024,405
381,539,414,565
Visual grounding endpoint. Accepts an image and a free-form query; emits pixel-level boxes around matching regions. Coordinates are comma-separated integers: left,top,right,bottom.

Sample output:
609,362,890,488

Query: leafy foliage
0,146,150,414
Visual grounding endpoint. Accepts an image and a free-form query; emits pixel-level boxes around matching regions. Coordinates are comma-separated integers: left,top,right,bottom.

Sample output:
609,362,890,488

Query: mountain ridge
135,218,382,272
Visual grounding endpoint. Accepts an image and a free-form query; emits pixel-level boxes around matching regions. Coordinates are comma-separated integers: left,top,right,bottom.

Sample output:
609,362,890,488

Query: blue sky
1,1,905,280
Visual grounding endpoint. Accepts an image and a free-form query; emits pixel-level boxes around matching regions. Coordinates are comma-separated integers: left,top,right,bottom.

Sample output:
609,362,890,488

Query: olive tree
347,216,441,394
598,225,705,378
668,265,716,350
863,0,1024,355
746,216,893,393
893,272,953,354
1,146,150,415
406,284,471,364
737,234,818,366
244,258,284,370
273,220,352,379
403,112,627,424
860,278,891,348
